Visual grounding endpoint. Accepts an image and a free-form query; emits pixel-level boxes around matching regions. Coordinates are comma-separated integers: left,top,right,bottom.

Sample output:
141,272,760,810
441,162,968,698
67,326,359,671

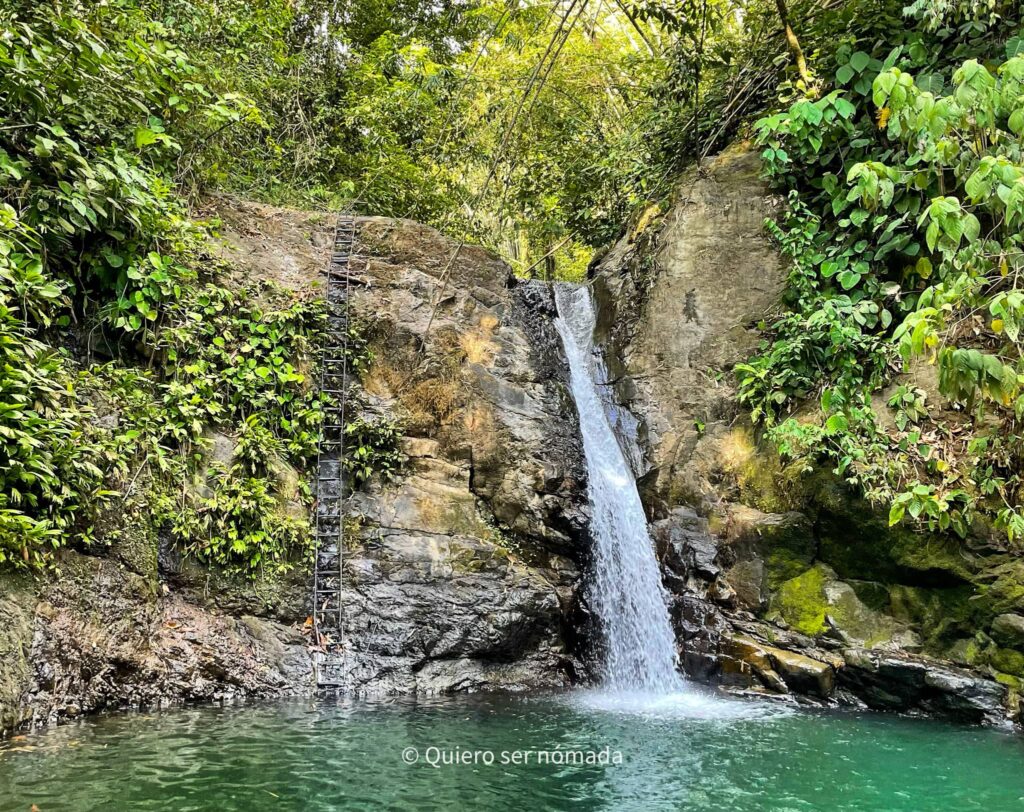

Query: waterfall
553,283,684,693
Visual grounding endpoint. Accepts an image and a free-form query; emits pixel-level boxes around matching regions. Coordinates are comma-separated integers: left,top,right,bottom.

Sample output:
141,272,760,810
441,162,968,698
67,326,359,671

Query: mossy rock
91,491,160,585
766,548,816,591
946,636,988,667
0,573,36,733
990,647,1024,678
975,559,1024,616
719,427,804,514
888,533,976,584
888,584,978,652
737,456,804,514
994,671,1023,692
170,558,309,622
847,580,891,613
771,563,903,646
772,565,831,637
728,506,815,591
815,510,972,587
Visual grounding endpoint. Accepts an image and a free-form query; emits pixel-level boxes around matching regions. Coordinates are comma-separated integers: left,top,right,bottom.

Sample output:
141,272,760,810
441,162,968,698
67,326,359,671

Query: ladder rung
312,214,355,688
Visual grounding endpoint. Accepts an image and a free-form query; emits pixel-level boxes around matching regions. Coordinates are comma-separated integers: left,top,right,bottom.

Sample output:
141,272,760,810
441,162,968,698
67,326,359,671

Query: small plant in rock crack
343,417,404,486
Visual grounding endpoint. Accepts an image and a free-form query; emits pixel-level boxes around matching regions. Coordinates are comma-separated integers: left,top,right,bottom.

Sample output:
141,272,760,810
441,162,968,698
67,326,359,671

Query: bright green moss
990,648,1024,678
772,565,830,637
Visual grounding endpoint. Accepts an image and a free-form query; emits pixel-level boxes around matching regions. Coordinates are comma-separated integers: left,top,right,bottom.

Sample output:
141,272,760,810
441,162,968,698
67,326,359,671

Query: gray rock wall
590,144,1018,725
338,218,588,691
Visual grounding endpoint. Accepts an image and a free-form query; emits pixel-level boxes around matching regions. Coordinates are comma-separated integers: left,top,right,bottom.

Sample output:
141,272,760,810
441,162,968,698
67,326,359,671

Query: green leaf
1009,108,1024,136
915,73,945,95
850,51,871,73
962,213,980,244
838,269,862,290
833,97,856,119
134,127,158,148
825,413,849,435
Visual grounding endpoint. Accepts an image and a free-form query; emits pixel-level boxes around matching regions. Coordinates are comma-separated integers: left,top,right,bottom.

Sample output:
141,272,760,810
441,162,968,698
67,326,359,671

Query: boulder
723,633,836,698
766,647,836,698
991,613,1024,649
771,564,909,648
840,648,1009,725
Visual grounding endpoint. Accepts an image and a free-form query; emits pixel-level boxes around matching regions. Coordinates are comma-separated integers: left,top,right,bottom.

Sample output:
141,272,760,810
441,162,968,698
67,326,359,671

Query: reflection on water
2,692,1023,811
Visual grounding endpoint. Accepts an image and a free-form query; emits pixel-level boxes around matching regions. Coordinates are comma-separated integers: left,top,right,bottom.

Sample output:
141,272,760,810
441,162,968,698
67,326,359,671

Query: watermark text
401,746,623,768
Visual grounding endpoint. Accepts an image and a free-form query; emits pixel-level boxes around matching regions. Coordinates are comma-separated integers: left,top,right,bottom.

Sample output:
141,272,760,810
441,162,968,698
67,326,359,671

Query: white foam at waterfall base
554,283,784,721
567,687,794,721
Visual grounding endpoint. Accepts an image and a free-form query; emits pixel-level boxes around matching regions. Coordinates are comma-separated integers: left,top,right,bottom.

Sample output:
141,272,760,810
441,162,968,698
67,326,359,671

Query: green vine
744,8,1024,543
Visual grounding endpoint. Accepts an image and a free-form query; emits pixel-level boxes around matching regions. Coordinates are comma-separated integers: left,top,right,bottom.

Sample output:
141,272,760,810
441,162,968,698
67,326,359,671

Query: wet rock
16,546,314,730
653,507,719,581
673,593,733,684
723,633,836,698
726,559,768,612
343,441,579,692
708,578,738,609
722,635,785,692
840,648,1009,725
766,648,836,698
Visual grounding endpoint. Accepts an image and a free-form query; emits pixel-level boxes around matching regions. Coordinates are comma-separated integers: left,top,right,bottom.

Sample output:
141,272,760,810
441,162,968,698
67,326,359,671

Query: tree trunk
774,0,813,88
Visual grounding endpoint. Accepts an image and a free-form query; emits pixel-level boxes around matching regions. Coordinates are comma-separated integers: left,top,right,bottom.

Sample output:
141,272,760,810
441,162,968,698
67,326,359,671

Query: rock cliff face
336,218,587,691
592,144,1020,725
0,498,313,733
0,203,588,733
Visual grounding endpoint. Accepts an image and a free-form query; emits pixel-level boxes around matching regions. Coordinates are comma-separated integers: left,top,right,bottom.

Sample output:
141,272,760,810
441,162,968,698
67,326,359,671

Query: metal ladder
312,213,359,689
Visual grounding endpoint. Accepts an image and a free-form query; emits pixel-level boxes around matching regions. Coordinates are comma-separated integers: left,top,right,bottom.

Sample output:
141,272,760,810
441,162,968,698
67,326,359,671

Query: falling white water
553,283,684,693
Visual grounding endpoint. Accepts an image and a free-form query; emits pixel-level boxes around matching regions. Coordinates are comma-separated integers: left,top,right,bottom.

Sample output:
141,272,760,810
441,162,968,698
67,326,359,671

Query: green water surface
1,691,1023,811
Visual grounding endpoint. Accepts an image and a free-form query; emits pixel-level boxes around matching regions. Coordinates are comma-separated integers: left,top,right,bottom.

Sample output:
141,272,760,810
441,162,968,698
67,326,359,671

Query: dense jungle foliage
743,0,1024,544
1,0,1022,572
